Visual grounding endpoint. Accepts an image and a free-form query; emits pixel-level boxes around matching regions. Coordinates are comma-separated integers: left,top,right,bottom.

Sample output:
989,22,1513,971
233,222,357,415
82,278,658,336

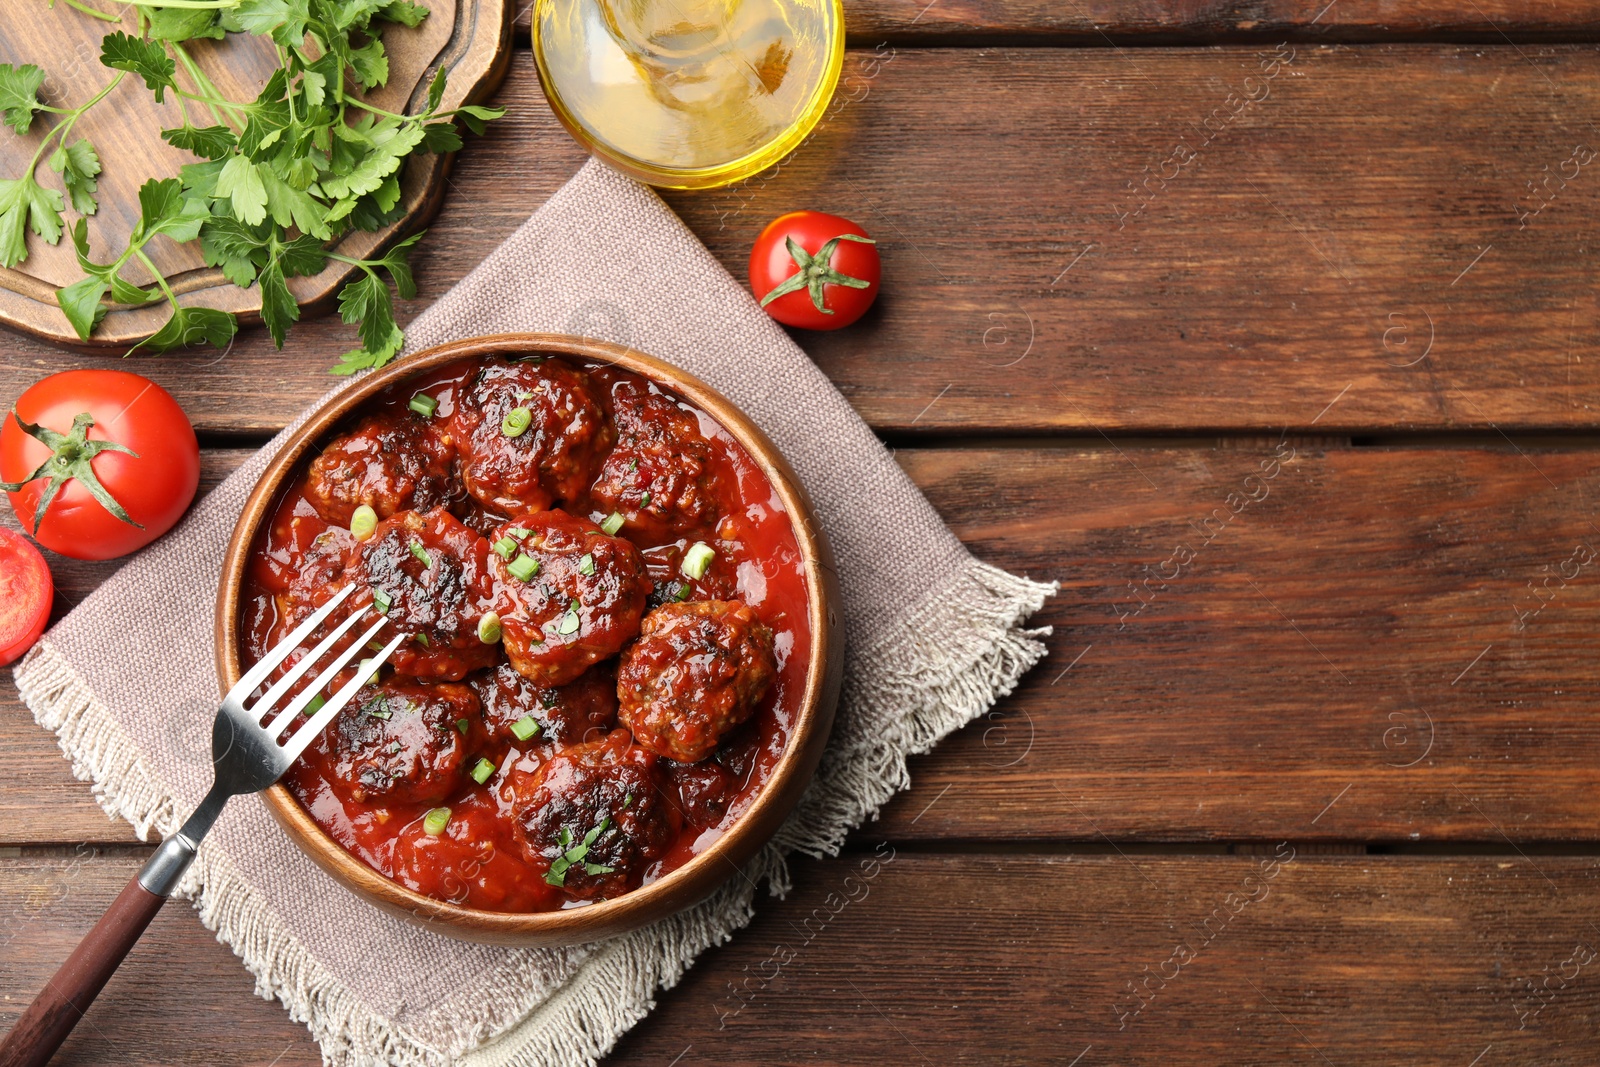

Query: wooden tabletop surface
6,3,1600,1064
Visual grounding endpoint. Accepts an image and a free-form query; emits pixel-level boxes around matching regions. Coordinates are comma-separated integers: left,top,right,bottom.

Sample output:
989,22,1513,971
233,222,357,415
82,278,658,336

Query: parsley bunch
0,1,503,372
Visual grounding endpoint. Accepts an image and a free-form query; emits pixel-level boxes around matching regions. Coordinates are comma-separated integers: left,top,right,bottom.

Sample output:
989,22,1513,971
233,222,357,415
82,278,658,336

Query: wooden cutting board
0,2,512,350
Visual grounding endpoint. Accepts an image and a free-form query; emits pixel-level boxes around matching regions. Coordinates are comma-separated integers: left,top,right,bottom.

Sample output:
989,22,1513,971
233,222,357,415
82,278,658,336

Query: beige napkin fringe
16,553,1052,1067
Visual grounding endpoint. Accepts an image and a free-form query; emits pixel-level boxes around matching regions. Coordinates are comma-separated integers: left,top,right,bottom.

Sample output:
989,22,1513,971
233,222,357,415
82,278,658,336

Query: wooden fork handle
0,874,165,1067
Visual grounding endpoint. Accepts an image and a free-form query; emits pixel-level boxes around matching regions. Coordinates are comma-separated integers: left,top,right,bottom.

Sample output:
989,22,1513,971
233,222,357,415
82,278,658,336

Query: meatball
588,375,724,544
450,360,613,514
304,410,458,527
664,724,763,826
617,600,777,763
349,508,501,681
267,515,357,626
486,510,651,687
319,679,477,806
469,662,619,747
508,729,674,900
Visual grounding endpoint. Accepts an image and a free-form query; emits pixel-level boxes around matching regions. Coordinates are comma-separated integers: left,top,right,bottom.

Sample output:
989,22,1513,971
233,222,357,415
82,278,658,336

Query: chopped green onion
681,542,715,580
507,553,539,582
409,541,432,566
510,715,541,742
627,457,638,472
673,581,692,602
470,757,497,784
422,807,451,836
305,693,326,716
477,612,502,643
409,393,438,418
413,632,430,648
367,705,391,720
372,588,392,614
600,511,624,536
492,536,518,560
640,491,652,507
578,553,595,576
501,406,533,437
584,862,615,876
507,527,532,538
367,640,384,652
556,608,581,635
516,390,534,400
455,717,470,736
356,658,380,685
350,505,377,541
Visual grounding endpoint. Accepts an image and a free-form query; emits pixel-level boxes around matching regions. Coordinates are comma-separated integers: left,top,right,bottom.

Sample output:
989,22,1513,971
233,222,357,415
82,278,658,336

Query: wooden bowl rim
215,332,842,944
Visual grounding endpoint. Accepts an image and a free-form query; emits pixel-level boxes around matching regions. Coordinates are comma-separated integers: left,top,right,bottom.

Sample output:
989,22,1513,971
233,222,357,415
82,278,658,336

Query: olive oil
532,0,844,189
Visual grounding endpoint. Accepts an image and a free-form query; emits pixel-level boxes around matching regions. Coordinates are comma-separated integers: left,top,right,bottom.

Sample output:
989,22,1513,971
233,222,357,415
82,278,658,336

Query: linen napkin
13,158,1055,1066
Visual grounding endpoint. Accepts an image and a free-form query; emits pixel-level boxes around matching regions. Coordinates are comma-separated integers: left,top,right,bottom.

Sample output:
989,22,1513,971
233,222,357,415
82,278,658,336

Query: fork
0,585,401,1067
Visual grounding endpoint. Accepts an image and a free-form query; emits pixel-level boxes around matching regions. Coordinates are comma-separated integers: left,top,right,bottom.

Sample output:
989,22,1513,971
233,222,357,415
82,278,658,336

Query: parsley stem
342,97,414,123
168,41,244,129
59,0,122,22
26,69,127,175
132,247,178,313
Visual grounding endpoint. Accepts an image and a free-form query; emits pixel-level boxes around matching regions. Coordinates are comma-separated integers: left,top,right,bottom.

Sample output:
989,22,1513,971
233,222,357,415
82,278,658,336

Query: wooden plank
5,848,1600,1064
517,2,1600,44
846,0,1600,43
878,444,1600,842
5,46,1600,436
7,444,1600,846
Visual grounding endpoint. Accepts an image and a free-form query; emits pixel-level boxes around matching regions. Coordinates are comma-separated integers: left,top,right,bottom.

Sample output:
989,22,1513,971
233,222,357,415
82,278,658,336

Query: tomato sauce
239,356,811,912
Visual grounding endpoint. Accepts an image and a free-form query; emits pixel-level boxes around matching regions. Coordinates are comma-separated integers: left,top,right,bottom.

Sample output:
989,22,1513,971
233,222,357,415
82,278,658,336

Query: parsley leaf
276,232,329,277
56,275,109,342
138,177,210,244
376,232,422,300
0,63,46,134
260,166,330,239
455,105,506,136
425,65,447,114
0,176,63,268
48,139,101,216
337,270,399,358
100,32,176,103
233,0,311,47
379,2,430,28
420,121,462,154
147,9,226,42
258,258,298,347
215,155,268,226
132,304,238,354
349,39,389,91
162,124,237,160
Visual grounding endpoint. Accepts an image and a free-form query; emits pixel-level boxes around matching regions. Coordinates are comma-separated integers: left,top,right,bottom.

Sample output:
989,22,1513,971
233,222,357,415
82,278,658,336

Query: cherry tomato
1,370,199,560
0,528,51,665
749,210,880,330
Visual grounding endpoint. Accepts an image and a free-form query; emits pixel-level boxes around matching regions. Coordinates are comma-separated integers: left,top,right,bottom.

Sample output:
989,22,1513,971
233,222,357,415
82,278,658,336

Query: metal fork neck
136,784,230,897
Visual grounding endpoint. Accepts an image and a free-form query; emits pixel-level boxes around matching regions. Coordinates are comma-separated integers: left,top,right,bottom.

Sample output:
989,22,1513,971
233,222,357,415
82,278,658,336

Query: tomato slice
0,528,52,666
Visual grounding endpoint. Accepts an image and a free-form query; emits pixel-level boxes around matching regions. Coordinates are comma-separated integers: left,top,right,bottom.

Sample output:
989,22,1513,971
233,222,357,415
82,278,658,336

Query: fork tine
252,604,375,728
280,629,409,765
231,585,356,700
264,615,390,741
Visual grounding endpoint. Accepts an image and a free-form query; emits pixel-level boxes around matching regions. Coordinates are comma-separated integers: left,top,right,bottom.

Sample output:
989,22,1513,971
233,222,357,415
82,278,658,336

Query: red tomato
749,210,880,330
1,370,200,560
0,527,51,665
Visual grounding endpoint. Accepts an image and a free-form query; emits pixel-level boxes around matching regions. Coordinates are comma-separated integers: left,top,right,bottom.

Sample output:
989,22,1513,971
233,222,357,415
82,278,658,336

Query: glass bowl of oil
531,0,845,190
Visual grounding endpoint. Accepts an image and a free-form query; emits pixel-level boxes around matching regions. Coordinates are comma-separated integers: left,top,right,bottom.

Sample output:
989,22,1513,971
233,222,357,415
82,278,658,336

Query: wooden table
5,3,1600,1063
